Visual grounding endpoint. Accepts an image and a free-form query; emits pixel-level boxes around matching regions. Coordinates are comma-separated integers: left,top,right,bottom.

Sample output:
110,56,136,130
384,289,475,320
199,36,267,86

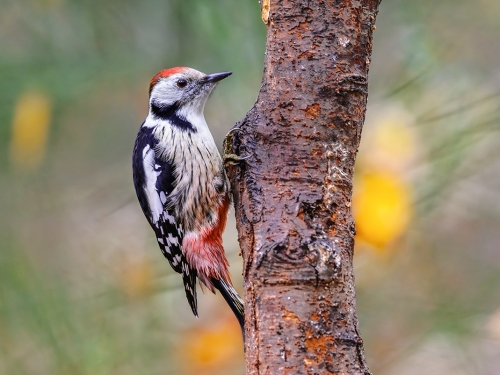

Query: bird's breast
153,123,227,233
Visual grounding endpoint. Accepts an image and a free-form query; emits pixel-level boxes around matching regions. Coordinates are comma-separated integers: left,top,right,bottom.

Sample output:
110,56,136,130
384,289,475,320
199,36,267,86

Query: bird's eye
176,79,187,88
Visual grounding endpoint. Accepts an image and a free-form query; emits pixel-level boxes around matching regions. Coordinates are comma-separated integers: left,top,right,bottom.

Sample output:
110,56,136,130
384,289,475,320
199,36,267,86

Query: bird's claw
225,127,243,138
224,153,250,166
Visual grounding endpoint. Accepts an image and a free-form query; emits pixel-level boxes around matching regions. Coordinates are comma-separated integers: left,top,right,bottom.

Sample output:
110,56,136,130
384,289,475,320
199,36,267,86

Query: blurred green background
1,0,499,374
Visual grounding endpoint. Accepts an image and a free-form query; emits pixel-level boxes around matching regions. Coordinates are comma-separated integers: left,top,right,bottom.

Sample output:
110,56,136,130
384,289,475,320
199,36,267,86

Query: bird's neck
146,101,211,134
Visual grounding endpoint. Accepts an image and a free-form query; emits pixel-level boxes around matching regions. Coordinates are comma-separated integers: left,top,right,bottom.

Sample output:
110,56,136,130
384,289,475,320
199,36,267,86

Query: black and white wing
132,125,198,316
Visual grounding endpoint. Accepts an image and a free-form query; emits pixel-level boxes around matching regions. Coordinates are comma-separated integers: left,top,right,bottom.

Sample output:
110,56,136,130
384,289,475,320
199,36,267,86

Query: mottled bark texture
225,0,381,374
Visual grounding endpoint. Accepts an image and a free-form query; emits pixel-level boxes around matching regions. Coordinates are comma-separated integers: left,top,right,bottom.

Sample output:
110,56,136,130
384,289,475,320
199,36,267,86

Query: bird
132,67,244,333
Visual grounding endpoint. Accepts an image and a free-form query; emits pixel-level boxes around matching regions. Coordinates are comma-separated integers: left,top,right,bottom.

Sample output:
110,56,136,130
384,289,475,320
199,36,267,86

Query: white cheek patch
142,145,163,223
151,80,184,105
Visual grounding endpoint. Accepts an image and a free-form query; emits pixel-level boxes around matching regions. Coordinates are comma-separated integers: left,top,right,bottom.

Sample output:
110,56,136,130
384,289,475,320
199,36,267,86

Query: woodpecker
132,67,244,331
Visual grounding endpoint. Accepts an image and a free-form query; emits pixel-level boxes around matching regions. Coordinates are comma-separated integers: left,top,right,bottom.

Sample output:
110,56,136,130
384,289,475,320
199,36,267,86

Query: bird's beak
204,71,232,84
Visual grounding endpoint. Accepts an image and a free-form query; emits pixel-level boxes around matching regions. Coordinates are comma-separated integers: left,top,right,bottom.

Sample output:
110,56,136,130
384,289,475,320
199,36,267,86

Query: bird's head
148,67,232,119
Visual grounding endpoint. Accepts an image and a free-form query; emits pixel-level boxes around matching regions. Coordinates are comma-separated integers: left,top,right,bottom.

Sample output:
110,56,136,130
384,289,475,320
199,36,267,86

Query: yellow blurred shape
9,91,52,170
359,106,418,174
120,258,154,299
180,316,242,374
374,118,416,162
354,172,412,249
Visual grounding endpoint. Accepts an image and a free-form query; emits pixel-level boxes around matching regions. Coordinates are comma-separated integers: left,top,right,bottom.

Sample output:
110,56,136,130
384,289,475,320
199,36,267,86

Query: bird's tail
211,277,245,338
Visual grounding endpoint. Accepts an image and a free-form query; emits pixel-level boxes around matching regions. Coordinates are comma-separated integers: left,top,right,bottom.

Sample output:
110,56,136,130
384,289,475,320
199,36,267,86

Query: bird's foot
223,127,249,166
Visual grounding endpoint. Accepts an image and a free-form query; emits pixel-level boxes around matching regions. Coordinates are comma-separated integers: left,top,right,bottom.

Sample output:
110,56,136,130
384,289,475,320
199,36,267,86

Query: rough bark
225,0,381,374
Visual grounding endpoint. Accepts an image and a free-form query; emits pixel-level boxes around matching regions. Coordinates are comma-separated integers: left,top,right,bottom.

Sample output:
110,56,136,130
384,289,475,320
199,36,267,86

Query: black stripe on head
151,101,197,133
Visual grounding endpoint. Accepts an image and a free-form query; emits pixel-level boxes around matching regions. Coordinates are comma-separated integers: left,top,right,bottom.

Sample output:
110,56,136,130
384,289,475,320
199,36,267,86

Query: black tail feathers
181,264,198,317
212,278,245,338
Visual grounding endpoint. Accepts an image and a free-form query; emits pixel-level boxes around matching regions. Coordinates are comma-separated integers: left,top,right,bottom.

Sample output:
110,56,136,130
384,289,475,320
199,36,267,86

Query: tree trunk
225,0,381,373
